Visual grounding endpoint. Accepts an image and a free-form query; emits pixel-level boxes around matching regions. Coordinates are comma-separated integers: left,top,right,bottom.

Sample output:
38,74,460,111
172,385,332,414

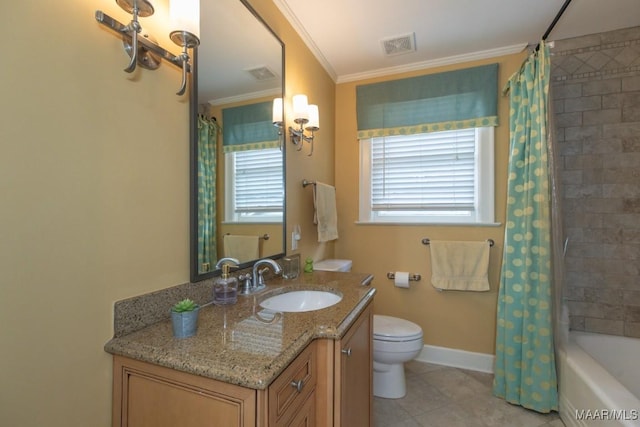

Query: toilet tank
313,259,352,272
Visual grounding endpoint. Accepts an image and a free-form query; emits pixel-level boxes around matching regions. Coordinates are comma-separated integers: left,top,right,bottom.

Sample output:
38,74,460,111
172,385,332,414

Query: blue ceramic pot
171,307,199,338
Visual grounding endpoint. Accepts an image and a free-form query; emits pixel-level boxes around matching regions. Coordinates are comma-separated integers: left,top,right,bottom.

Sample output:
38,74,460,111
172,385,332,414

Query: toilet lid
373,315,423,342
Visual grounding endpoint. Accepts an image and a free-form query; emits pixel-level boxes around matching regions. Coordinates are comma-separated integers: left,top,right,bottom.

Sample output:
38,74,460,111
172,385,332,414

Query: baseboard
414,344,495,373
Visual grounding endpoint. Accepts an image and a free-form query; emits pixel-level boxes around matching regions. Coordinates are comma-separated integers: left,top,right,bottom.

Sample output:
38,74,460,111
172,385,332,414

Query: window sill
354,221,502,227
222,220,282,225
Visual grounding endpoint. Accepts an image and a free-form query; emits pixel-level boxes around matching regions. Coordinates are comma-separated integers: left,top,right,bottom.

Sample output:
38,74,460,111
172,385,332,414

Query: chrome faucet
251,258,282,293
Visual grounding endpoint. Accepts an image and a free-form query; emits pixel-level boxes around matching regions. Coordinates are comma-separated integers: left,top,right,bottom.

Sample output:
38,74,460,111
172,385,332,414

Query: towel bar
225,233,269,240
386,272,421,281
422,238,494,247
302,179,316,187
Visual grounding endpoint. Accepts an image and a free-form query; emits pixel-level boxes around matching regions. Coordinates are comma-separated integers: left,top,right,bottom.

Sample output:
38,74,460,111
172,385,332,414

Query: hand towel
429,240,490,291
223,234,259,263
313,182,338,242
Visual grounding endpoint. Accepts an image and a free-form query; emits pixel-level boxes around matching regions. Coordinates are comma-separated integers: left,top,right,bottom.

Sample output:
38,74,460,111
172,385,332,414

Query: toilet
313,259,424,399
373,315,424,399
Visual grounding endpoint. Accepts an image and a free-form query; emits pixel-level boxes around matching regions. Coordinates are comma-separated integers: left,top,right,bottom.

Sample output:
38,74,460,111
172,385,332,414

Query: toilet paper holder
387,272,421,282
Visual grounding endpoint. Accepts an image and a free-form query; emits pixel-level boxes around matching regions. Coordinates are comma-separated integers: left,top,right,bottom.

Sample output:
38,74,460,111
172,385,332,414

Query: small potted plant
171,298,200,338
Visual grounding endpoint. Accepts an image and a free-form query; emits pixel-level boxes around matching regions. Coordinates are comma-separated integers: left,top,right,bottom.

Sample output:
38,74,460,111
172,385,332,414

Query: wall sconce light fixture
95,0,200,96
272,97,284,150
289,95,320,156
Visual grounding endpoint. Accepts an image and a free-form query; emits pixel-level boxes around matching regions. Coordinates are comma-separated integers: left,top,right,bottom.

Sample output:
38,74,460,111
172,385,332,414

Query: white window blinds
371,129,476,211
234,148,283,213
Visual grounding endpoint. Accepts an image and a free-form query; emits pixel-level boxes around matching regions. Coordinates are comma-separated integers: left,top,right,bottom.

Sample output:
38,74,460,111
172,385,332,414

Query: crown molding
208,87,282,106
273,0,337,82
272,0,528,85
336,43,528,83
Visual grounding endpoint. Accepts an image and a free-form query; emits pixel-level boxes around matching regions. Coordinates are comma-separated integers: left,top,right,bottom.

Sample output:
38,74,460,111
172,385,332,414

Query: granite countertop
104,271,376,390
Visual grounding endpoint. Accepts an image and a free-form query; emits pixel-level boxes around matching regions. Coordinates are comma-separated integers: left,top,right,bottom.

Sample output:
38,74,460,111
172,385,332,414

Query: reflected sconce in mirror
272,97,284,149
289,94,320,156
95,0,200,96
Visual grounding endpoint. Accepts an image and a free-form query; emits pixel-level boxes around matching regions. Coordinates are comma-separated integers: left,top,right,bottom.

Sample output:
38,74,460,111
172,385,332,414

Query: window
225,148,283,223
359,127,494,224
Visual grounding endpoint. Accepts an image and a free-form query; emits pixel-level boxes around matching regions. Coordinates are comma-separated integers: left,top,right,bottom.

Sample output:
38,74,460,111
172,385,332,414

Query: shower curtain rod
535,0,573,51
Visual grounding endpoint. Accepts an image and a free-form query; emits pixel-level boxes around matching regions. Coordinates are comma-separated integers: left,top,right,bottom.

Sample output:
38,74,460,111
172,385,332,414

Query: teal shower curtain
197,115,218,273
493,42,558,413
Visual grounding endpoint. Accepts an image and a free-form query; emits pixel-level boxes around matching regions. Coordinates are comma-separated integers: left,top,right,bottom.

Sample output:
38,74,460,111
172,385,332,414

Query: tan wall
220,0,337,262
334,52,527,354
249,0,338,263
0,0,333,426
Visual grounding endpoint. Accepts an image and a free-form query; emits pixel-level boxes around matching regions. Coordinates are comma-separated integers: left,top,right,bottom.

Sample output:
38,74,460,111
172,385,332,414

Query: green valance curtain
356,63,498,139
222,101,279,152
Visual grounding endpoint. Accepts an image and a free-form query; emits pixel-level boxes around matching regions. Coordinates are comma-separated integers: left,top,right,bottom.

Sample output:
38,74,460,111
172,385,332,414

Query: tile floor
373,360,565,427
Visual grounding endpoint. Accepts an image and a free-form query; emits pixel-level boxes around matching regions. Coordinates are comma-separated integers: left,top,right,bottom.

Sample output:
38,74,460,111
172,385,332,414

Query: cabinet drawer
286,392,315,427
268,342,317,426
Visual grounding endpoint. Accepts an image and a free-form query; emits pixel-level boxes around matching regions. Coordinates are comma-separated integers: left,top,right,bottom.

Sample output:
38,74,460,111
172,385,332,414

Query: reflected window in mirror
222,101,283,223
225,148,283,223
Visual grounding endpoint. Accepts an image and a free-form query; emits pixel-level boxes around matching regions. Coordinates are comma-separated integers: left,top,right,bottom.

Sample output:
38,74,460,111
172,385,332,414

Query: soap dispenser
213,261,239,305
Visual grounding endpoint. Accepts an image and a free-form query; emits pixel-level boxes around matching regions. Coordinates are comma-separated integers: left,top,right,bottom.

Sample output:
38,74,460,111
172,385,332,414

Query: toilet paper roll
394,272,410,288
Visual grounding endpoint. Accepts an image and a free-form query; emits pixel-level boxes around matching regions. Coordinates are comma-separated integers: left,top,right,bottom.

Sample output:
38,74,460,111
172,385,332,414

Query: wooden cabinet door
113,356,257,427
268,342,317,427
335,304,372,427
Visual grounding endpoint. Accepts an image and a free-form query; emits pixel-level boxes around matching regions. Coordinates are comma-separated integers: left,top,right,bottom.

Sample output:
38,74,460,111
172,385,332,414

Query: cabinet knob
290,379,304,393
341,348,352,357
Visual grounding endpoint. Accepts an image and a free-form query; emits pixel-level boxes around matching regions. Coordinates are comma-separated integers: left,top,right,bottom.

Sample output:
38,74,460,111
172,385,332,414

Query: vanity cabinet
268,342,317,426
315,303,373,427
335,303,372,427
111,304,372,427
112,355,258,427
112,343,317,427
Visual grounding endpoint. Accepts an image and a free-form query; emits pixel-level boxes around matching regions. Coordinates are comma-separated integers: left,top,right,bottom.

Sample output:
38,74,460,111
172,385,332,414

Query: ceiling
274,0,640,83
199,0,282,104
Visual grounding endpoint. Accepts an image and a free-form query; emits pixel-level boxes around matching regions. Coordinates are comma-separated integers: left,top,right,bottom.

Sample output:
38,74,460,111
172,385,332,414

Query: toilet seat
373,315,423,342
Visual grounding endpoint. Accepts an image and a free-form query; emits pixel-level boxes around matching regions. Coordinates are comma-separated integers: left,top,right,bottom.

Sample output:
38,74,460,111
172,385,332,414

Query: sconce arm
95,11,190,72
122,16,141,73
288,125,316,156
176,51,189,95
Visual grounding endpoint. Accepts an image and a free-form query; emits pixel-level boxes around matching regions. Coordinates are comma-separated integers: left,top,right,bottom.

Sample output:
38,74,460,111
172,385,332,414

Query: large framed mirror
190,0,285,282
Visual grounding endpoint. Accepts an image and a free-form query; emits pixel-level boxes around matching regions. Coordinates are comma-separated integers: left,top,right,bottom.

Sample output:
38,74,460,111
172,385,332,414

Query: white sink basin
260,290,342,312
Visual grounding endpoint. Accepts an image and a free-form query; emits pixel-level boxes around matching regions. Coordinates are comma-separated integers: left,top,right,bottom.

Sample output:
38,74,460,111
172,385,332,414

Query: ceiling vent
381,33,416,56
245,66,277,81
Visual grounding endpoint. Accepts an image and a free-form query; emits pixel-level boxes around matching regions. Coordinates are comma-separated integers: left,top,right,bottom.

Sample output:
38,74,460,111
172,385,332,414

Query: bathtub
559,331,640,427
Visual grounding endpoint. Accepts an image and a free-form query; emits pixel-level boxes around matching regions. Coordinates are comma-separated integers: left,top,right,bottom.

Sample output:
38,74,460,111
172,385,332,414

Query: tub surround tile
583,317,624,335
105,271,375,389
624,321,640,338
624,305,640,322
569,315,586,331
624,290,640,305
554,26,640,339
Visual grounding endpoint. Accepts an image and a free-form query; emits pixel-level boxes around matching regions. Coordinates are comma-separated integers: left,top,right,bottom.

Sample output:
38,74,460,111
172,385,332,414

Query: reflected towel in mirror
223,234,259,264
